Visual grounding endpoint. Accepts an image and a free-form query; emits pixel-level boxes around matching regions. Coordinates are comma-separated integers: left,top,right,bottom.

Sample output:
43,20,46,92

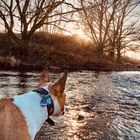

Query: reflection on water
0,70,140,140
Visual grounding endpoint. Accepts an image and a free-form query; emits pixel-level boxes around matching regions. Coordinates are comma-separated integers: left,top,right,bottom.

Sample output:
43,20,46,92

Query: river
0,70,140,140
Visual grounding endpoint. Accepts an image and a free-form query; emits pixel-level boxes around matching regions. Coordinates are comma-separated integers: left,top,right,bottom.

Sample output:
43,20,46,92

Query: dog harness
33,87,55,126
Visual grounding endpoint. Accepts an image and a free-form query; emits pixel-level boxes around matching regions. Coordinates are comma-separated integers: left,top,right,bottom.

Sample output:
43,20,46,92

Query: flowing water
0,70,140,140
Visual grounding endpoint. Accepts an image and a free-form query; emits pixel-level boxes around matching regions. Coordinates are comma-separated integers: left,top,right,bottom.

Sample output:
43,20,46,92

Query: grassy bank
0,32,139,72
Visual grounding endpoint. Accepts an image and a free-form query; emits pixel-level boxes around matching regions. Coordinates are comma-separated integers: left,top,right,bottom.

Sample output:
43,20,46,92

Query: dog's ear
52,71,67,96
37,67,50,87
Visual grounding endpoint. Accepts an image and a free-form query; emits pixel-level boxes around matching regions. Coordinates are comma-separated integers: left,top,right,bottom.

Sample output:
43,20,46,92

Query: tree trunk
17,38,30,58
116,46,121,63
97,45,104,64
108,45,115,59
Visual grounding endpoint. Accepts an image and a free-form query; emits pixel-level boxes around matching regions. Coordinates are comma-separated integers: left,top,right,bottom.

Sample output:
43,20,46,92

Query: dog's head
37,68,67,116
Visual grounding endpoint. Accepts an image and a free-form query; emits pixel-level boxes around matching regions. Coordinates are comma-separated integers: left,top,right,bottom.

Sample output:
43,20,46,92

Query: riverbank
0,32,139,72
0,56,139,72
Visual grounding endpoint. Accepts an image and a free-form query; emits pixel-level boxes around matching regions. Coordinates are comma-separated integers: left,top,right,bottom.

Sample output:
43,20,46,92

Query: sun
72,28,87,39
63,24,89,40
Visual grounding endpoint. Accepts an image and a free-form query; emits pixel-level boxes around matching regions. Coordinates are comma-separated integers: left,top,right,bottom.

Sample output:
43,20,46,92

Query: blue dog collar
33,87,54,116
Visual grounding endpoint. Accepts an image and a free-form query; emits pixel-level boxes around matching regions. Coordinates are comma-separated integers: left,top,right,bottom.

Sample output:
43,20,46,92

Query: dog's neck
13,87,61,140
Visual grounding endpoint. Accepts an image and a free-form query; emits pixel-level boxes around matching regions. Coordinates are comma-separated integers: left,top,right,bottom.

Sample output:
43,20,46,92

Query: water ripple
0,71,140,140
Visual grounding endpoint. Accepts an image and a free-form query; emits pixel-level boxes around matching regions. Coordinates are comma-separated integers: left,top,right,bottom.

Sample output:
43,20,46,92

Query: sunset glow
126,51,140,60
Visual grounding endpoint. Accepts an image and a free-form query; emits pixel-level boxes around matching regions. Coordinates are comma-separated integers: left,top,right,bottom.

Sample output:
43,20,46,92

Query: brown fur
0,98,31,140
38,69,67,113
48,85,66,112
0,68,67,140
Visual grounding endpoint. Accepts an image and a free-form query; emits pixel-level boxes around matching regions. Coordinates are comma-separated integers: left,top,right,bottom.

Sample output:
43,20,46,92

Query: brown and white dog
0,68,67,140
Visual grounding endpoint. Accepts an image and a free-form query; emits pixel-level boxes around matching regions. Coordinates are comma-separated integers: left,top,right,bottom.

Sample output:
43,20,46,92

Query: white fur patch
13,86,62,140
53,99,61,116
13,91,48,140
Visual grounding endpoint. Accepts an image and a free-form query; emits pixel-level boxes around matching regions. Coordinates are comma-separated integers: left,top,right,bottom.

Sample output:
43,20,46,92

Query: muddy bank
0,60,139,72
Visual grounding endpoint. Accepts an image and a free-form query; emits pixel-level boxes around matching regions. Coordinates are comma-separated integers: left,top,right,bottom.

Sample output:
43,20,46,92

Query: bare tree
78,0,140,63
0,0,66,47
107,0,140,62
79,0,117,62
0,0,83,52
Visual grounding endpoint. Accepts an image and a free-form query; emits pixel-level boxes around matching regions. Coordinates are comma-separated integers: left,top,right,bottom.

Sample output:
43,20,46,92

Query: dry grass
0,32,139,71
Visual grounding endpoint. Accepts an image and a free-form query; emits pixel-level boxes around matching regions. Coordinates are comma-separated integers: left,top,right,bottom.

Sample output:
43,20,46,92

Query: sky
126,51,140,60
